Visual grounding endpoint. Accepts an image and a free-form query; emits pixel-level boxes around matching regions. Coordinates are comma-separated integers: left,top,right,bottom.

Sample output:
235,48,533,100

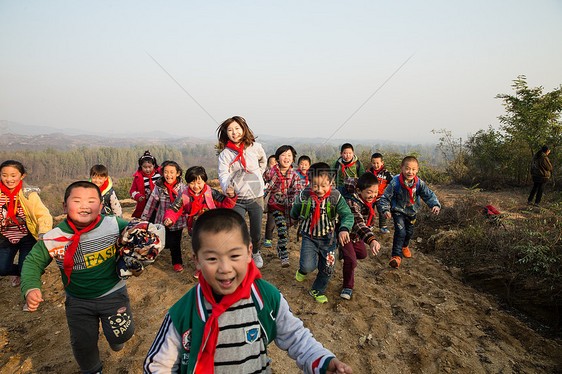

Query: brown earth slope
1,187,561,373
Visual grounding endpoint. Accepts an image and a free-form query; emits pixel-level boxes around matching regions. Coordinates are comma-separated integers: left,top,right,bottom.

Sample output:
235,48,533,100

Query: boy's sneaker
252,252,264,268
309,289,328,304
173,264,184,272
340,288,353,300
264,239,272,248
110,343,125,352
295,269,307,282
281,258,290,268
533,203,541,208
389,256,401,269
402,247,412,258
379,227,390,234
11,276,21,287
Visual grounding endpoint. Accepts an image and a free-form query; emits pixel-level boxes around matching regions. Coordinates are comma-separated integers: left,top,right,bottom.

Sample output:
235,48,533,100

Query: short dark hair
371,152,383,160
89,164,108,177
267,155,276,162
192,208,251,255
401,156,419,166
0,160,26,175
297,155,311,165
275,145,297,162
340,143,354,153
161,160,183,179
308,162,334,181
540,145,550,154
185,166,208,184
356,172,379,190
64,181,101,203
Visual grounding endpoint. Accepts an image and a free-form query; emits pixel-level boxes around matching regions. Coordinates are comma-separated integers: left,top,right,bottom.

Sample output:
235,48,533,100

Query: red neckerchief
98,178,110,195
358,195,376,226
195,260,261,374
0,180,23,228
187,185,208,232
45,215,102,287
399,174,418,204
226,140,247,172
296,168,308,185
371,165,384,176
164,180,178,201
340,158,358,176
274,165,291,194
310,187,331,235
143,170,156,192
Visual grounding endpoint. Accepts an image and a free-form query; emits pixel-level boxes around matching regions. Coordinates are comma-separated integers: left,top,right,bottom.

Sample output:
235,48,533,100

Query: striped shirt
144,172,161,196
0,193,28,243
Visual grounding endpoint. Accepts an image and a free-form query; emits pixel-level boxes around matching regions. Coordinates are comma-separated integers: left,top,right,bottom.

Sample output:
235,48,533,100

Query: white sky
1,0,561,143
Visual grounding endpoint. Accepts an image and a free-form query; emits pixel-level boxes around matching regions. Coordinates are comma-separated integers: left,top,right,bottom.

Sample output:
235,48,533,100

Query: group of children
0,115,443,373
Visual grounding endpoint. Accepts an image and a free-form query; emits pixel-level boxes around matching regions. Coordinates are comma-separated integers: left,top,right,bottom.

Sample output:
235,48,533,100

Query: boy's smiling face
64,187,103,230
298,160,310,174
357,184,378,204
90,174,107,189
310,175,332,198
341,148,354,163
194,228,252,296
400,160,419,183
371,157,384,171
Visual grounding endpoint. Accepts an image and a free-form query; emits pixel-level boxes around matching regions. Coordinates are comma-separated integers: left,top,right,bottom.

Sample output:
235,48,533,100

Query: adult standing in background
528,145,552,208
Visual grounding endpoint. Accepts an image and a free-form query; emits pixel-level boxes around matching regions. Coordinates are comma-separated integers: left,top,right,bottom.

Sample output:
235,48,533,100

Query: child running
263,145,304,267
263,155,277,249
332,143,365,188
368,152,393,234
21,181,155,374
0,160,52,288
90,164,123,218
339,173,381,300
217,116,267,268
130,150,161,220
142,160,188,272
296,155,311,189
163,166,237,234
143,208,353,374
291,162,354,304
379,156,440,269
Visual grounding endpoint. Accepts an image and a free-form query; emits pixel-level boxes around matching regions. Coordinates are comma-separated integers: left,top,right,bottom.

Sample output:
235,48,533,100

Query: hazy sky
1,1,561,143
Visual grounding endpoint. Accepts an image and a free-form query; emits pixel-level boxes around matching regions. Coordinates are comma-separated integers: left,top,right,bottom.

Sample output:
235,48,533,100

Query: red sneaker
402,247,412,258
389,256,401,269
173,264,184,272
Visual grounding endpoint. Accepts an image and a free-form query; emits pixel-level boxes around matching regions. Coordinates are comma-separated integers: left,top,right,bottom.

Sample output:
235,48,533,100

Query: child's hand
370,240,381,256
139,196,145,202
327,358,353,373
338,231,350,246
226,186,235,198
25,289,44,312
164,218,173,227
432,206,440,215
384,211,391,219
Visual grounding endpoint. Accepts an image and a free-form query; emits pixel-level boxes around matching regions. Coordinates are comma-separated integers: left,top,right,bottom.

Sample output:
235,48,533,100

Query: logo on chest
245,327,260,344
182,328,192,351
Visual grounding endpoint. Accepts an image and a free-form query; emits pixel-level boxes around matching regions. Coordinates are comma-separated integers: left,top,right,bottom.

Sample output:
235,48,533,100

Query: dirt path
1,187,561,373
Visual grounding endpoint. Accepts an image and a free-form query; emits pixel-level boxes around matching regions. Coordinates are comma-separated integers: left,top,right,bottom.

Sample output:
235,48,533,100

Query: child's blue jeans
0,233,36,276
391,212,416,258
298,232,337,294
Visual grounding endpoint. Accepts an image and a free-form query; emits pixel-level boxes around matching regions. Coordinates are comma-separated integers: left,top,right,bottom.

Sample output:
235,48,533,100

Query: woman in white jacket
217,116,267,267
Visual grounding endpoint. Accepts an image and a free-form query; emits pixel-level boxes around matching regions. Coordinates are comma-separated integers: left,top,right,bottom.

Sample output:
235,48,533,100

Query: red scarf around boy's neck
195,260,261,374
187,184,208,217
0,180,23,227
309,187,331,235
164,180,178,201
399,174,419,204
226,140,247,172
43,215,102,287
358,195,376,226
340,157,357,176
371,165,384,176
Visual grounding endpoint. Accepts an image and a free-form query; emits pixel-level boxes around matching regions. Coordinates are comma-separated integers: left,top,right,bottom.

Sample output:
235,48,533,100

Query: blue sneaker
340,288,353,300
379,227,390,234
264,239,272,248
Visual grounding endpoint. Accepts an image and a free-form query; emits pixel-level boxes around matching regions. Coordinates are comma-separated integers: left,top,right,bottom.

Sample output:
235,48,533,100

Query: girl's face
163,165,180,184
189,177,206,195
141,161,155,176
227,121,244,145
277,150,293,170
1,166,25,191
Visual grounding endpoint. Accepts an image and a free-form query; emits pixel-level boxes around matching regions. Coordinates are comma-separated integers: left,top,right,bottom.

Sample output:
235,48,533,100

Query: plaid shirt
141,179,187,231
263,165,303,213
342,178,377,244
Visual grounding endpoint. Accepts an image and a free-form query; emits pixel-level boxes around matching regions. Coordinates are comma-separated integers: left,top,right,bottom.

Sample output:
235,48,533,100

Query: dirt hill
1,186,561,373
